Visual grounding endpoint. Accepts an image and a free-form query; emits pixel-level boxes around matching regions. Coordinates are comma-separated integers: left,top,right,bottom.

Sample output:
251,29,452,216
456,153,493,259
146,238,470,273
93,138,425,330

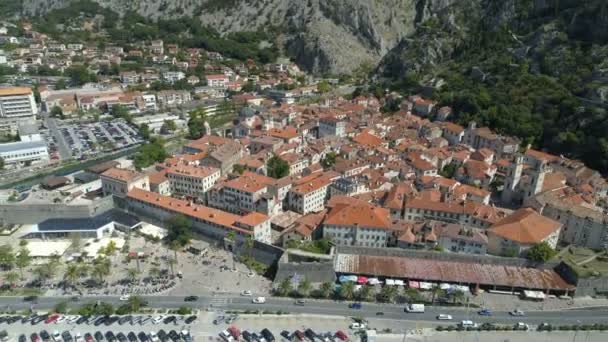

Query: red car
335,331,349,341
44,314,59,324
294,331,305,341
84,333,94,342
30,333,41,342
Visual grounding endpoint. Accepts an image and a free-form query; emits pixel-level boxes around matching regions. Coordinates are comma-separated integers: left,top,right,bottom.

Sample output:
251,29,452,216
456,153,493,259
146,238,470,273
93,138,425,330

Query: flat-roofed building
0,87,37,118
0,139,49,166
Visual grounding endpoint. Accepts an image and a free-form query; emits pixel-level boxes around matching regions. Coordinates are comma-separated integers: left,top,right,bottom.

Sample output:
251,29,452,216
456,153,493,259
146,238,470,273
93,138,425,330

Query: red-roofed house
323,201,392,248
100,168,149,198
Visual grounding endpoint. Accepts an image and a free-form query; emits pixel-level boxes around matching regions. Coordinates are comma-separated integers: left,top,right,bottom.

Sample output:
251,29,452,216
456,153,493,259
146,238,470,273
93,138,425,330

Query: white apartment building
0,87,38,119
127,188,272,243
322,203,392,248
166,165,220,202
217,172,275,214
318,117,346,138
100,167,150,198
288,175,333,214
205,74,229,88
163,71,185,84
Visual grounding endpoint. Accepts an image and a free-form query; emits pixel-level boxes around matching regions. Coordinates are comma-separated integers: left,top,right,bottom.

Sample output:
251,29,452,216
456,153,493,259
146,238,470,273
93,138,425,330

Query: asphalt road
2,295,608,326
45,115,72,160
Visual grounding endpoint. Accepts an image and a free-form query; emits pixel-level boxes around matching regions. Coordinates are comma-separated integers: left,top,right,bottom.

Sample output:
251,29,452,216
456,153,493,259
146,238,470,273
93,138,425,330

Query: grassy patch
554,246,608,278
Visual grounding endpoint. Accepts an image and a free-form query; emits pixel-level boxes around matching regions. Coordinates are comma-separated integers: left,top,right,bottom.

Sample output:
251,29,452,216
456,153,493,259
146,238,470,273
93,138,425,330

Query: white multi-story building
166,165,220,202
0,87,37,119
318,117,346,138
163,71,185,84
127,188,271,243
205,74,229,88
210,171,275,214
288,174,333,214
100,167,150,198
0,140,49,166
323,202,392,248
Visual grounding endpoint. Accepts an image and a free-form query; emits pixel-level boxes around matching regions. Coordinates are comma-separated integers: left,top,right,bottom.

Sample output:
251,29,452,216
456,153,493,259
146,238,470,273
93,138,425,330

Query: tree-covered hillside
378,0,608,173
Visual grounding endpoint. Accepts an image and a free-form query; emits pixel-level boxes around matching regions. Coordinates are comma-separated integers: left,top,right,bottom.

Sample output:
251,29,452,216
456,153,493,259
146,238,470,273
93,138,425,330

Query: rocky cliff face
18,0,608,76
20,0,464,74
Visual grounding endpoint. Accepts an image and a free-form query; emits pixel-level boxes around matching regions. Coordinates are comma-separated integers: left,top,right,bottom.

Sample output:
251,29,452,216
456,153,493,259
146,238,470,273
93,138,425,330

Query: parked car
280,331,291,341
83,334,94,342
261,329,275,342
185,315,197,324
39,331,50,342
294,331,305,341
477,309,492,316
45,315,60,324
94,331,104,342
334,331,348,342
242,331,253,342
152,315,165,324
241,290,253,296
163,316,176,324
126,333,137,342
213,316,225,325
30,333,41,342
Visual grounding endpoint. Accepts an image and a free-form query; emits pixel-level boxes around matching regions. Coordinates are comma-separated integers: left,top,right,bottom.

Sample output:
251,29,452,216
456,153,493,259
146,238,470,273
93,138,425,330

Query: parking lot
0,313,195,341
54,119,143,160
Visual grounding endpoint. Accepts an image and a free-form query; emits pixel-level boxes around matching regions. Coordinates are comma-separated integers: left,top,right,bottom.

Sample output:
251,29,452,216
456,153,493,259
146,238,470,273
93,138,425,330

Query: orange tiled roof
324,202,391,229
127,188,260,234
167,165,219,179
490,208,561,244
101,168,144,183
0,87,33,96
224,171,274,193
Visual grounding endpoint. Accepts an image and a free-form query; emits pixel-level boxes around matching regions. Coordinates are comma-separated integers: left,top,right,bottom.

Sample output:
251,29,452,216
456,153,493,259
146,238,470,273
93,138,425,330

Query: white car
55,316,66,324
460,320,478,328
436,314,453,320
252,297,266,304
241,290,252,296
219,330,234,342
350,322,366,329
510,309,525,316
119,294,131,301
52,331,62,342
152,315,164,324
515,322,529,330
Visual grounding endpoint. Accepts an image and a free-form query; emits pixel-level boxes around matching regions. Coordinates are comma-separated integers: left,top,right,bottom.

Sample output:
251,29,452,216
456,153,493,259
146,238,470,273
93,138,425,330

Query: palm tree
127,295,147,312
319,282,334,299
358,285,374,302
340,282,355,300
64,264,80,289
15,248,32,280
245,235,254,257
149,266,161,279
226,231,236,241
297,277,312,297
126,268,140,284
91,258,111,285
379,286,398,303
3,271,19,286
430,284,444,304
166,257,176,276
403,287,422,302
276,278,293,297
451,289,466,304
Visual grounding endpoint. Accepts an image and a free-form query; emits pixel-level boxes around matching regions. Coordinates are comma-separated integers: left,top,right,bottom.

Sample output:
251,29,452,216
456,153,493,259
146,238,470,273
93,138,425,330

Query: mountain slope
18,0,461,74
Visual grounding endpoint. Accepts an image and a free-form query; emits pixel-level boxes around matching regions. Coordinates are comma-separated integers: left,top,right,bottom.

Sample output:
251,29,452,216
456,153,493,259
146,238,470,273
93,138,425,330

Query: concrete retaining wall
0,196,114,225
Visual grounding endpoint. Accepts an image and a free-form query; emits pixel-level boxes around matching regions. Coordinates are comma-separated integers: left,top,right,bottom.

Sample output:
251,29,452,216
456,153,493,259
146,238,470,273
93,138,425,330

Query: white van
459,320,478,328
404,304,425,313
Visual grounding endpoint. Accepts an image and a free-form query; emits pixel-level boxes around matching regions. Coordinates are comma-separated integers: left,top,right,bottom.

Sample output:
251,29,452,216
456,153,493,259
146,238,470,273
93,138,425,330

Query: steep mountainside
18,0,462,74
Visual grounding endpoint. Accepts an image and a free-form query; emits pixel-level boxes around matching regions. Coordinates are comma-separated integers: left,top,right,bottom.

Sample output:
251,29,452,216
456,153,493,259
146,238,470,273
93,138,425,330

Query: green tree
340,282,356,300
430,284,445,304
54,301,68,314
0,157,4,170
105,240,118,255
233,164,246,175
187,108,207,139
166,256,176,276
319,282,334,299
403,287,423,302
149,266,161,279
92,257,111,285
267,156,290,179
321,152,337,169
439,163,457,179
3,271,19,285
54,79,67,90
276,278,293,297
317,80,331,93
244,235,254,258
133,138,168,170
50,106,64,119
165,214,192,247
161,119,177,132
126,268,140,283
110,104,132,122
138,123,151,140
379,285,398,303
15,248,32,280
64,264,80,289
451,289,466,304
527,242,556,262
241,80,256,92
65,65,97,86
0,245,15,269
358,285,374,302
297,277,313,297
225,231,236,242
